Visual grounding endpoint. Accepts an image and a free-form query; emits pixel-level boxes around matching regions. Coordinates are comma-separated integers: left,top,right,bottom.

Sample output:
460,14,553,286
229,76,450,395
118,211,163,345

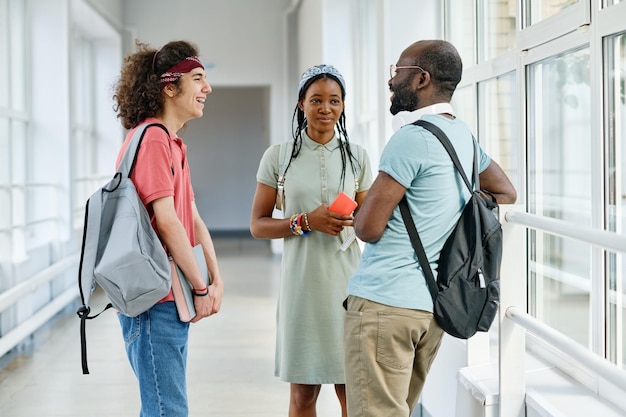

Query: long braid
335,111,361,194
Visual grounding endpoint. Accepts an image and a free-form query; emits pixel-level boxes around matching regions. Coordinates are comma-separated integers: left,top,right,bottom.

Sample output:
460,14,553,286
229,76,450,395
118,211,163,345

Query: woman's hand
306,204,353,236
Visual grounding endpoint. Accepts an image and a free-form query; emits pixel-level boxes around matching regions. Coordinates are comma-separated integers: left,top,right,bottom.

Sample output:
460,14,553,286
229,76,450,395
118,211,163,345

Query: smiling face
166,67,212,125
389,72,418,115
299,77,344,144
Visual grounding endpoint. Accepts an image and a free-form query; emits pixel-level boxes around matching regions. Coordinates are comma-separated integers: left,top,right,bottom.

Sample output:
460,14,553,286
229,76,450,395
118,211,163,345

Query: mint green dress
256,132,372,384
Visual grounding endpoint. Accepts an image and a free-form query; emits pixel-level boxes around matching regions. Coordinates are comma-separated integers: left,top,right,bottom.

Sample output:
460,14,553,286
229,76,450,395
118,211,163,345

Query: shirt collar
302,130,340,150
391,103,455,131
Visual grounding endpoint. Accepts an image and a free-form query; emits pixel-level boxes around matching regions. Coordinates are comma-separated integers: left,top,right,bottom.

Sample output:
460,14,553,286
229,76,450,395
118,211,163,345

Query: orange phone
328,192,358,215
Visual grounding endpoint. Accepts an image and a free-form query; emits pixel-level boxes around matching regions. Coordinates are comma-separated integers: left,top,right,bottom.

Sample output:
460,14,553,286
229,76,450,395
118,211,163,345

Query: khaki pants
343,295,444,417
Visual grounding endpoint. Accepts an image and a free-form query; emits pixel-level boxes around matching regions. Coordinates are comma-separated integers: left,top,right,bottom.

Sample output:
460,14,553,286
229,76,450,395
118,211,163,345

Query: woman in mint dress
250,65,372,416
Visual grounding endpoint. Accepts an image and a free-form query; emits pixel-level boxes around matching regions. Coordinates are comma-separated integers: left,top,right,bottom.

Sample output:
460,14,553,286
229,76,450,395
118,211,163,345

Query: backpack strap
76,180,114,374
118,123,170,178
275,141,294,210
399,196,438,301
399,119,478,303
277,141,293,187
414,119,478,193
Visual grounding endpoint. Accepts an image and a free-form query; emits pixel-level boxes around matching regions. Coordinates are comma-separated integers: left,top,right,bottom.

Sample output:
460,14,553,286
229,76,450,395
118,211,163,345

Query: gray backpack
76,123,172,374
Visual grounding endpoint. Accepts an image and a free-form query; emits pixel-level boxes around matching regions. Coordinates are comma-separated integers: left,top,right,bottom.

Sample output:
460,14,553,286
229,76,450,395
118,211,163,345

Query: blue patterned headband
298,64,346,97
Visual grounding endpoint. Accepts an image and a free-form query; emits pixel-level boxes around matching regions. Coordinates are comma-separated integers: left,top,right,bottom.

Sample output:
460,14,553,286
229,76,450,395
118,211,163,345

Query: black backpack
399,119,502,339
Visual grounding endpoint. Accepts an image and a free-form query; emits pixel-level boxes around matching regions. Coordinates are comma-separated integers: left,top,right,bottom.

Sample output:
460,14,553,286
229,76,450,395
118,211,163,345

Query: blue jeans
118,301,190,417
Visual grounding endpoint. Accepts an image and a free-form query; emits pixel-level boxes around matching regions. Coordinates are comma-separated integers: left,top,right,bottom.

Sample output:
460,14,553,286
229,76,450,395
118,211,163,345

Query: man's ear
414,70,431,89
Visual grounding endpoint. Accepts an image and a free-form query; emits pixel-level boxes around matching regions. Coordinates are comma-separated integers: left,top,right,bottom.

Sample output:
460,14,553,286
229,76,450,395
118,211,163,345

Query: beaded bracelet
303,212,311,232
297,214,310,236
289,213,309,236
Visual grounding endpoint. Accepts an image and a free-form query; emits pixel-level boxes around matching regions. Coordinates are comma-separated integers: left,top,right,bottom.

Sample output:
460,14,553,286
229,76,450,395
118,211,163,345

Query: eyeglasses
389,64,425,79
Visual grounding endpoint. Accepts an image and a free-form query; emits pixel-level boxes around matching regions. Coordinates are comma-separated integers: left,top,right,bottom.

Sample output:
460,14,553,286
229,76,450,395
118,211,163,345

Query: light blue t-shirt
347,114,491,311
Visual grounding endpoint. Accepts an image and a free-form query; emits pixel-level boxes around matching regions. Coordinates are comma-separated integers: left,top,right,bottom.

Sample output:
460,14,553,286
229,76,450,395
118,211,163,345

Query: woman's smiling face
299,77,344,143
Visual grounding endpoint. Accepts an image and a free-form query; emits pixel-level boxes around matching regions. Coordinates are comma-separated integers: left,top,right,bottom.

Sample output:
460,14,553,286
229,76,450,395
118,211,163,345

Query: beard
389,78,418,115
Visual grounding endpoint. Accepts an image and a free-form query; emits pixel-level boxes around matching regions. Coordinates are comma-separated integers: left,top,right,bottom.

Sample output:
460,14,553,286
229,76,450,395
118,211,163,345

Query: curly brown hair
113,40,200,129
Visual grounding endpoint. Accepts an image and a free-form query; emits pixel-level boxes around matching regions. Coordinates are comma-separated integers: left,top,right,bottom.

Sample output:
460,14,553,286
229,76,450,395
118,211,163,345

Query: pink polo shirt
116,118,196,302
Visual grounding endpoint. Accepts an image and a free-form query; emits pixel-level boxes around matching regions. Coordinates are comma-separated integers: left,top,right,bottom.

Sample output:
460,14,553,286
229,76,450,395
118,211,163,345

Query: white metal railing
0,255,79,357
0,288,77,358
498,208,626,417
504,210,626,254
506,306,626,388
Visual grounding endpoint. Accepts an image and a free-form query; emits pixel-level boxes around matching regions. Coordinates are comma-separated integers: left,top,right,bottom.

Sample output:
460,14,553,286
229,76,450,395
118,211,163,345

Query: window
0,0,27,261
70,34,98,230
445,0,476,66
0,0,9,109
528,47,592,347
451,85,477,134
445,0,517,63
68,2,122,231
478,73,521,194
525,0,580,25
605,32,626,368
481,0,517,61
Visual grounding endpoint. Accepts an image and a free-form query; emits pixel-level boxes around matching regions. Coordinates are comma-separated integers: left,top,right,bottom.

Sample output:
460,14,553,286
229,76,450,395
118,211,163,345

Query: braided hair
285,72,360,193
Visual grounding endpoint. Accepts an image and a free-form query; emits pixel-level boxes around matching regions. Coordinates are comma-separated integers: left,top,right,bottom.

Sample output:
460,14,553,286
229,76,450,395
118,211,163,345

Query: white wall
119,0,292,234
184,87,270,232
121,0,291,138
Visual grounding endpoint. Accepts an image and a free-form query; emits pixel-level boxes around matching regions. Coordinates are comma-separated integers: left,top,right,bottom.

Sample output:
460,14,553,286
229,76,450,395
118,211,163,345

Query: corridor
0,236,344,416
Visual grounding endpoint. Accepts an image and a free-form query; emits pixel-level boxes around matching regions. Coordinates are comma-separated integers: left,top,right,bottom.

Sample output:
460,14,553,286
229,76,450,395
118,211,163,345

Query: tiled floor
0,236,344,416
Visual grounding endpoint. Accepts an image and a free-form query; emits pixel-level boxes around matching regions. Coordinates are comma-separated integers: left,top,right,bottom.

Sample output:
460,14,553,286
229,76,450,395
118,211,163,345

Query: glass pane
11,119,25,185
0,0,9,108
529,232,592,347
0,117,8,259
10,120,25,237
71,35,91,125
0,117,8,185
605,33,626,368
446,0,476,67
10,0,25,112
527,0,580,25
451,85,477,134
70,35,97,229
482,0,517,61
528,47,591,348
0,117,9,230
479,73,522,197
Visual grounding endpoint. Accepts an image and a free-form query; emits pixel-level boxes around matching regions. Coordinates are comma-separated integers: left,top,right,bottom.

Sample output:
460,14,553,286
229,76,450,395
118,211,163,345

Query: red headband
159,56,204,86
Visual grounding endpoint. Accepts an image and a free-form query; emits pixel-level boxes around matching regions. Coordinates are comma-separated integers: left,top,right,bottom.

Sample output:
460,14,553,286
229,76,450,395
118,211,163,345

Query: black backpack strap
120,123,170,178
414,119,478,193
399,196,438,301
77,303,112,374
399,119,478,303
